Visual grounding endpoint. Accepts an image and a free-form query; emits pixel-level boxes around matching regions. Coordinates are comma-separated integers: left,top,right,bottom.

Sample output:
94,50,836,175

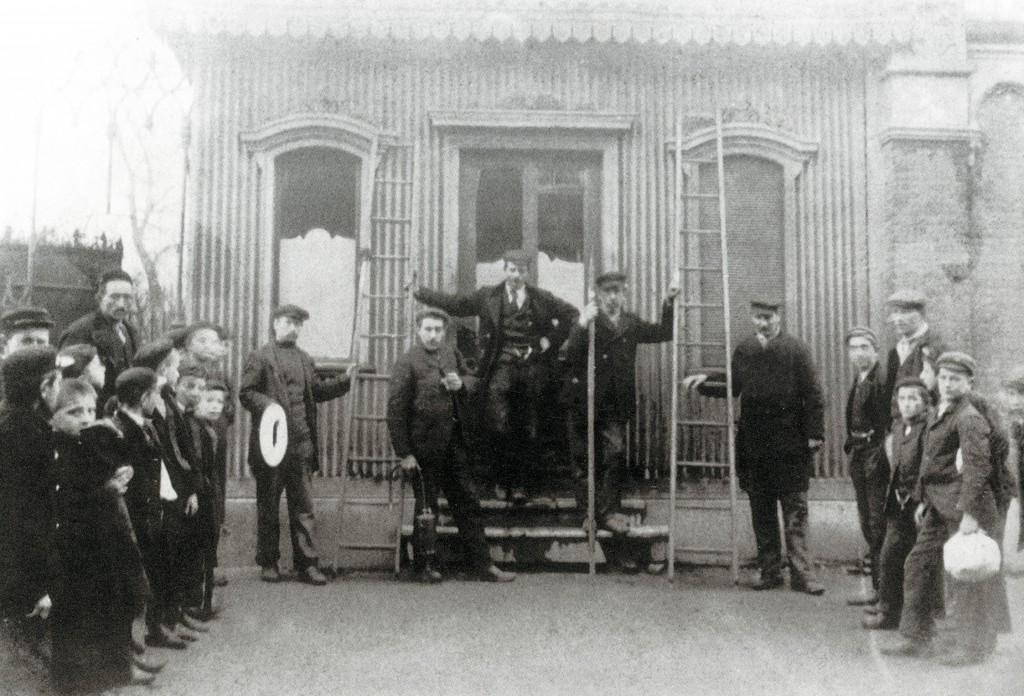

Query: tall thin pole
26,116,42,304
668,110,683,581
586,258,597,575
715,109,740,585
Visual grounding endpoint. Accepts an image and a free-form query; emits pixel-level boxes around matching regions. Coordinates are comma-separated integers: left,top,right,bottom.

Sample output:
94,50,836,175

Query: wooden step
401,524,668,541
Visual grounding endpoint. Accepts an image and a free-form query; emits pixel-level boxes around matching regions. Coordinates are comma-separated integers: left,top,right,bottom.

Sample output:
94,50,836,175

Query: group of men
1,250,1019,690
0,269,234,691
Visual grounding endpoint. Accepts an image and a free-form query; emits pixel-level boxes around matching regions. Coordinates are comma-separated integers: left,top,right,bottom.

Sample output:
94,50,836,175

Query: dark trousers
573,417,627,521
899,507,956,645
848,443,888,588
876,505,918,621
486,356,544,490
183,493,219,610
254,443,319,570
748,490,818,585
410,444,491,571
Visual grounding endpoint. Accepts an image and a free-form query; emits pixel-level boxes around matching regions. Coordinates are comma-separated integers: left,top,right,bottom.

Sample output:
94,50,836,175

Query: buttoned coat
113,410,163,548
561,300,674,421
884,414,927,516
917,397,998,530
59,311,141,403
239,342,352,472
414,283,578,383
387,342,477,462
699,332,825,494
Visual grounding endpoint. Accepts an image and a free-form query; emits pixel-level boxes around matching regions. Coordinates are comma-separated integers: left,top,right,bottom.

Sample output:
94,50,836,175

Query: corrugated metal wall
175,35,872,484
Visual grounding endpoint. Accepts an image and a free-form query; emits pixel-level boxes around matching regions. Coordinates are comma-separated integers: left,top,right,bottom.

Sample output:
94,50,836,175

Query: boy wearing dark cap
59,269,140,405
884,352,1011,665
388,308,514,583
190,378,230,617
414,249,578,503
562,271,677,548
687,297,826,595
0,306,54,358
843,326,891,605
864,377,930,630
240,304,356,585
133,339,204,644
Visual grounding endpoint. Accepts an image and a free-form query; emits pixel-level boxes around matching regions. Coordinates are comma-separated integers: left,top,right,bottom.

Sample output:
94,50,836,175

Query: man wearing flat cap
239,303,357,585
885,351,1011,665
414,250,578,503
883,290,946,414
687,297,826,595
387,308,515,583
843,326,891,605
562,271,678,546
60,269,140,405
1,306,54,358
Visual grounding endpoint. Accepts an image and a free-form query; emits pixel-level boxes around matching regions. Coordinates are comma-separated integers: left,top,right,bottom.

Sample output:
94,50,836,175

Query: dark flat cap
1,306,54,333
595,271,628,288
886,290,926,311
185,320,230,342
273,304,309,322
894,376,929,394
845,326,879,349
415,308,450,325
204,377,229,393
2,345,58,385
750,297,783,311
115,367,158,400
58,343,98,380
133,339,175,371
502,250,532,266
98,268,134,287
936,351,976,377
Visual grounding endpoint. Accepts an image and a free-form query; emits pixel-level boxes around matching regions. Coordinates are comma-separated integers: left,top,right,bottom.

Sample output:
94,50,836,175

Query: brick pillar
879,136,975,352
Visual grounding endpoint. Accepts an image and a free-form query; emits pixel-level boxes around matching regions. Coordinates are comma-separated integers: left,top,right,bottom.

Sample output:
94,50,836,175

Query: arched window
242,114,378,361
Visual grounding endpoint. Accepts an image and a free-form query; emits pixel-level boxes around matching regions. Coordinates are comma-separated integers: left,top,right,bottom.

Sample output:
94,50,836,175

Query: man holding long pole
563,272,678,567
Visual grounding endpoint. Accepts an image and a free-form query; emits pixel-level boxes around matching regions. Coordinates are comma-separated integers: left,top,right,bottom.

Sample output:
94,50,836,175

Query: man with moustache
239,304,358,585
60,269,141,405
687,298,826,595
883,290,946,411
387,308,515,583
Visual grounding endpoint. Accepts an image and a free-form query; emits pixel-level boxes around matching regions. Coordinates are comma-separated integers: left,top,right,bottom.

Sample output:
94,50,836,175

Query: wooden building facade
154,1,993,504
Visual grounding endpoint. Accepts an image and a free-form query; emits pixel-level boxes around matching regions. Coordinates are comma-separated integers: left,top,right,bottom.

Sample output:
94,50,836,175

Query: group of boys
0,275,234,692
842,290,1017,667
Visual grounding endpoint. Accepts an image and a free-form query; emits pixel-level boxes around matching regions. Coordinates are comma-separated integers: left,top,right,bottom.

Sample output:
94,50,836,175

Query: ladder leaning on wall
668,109,741,584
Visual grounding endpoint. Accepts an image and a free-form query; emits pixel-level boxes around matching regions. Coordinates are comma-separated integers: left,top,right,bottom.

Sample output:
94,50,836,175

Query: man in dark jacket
689,298,826,595
59,269,141,405
843,326,891,604
562,271,677,535
883,290,946,414
884,352,1011,665
387,308,514,583
414,250,578,502
239,304,355,585
1,306,54,358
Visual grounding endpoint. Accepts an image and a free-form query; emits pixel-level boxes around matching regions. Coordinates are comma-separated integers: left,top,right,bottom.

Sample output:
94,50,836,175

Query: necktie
115,322,128,345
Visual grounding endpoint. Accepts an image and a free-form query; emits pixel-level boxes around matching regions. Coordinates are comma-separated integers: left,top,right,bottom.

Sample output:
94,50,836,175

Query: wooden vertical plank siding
173,35,873,485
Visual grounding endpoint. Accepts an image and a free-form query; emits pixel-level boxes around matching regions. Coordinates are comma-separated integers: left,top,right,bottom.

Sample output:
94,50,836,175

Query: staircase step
438,497,647,513
401,524,668,540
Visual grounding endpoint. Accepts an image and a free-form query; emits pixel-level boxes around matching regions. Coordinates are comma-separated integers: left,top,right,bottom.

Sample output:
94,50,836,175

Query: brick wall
880,138,974,354
972,84,1024,392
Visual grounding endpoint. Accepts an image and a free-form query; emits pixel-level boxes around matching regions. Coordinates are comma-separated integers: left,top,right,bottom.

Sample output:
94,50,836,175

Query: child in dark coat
48,379,154,692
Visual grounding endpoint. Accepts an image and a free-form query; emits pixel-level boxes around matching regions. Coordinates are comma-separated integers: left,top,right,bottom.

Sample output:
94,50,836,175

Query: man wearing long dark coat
884,352,1011,665
562,271,677,534
414,250,578,502
692,298,826,595
387,308,514,583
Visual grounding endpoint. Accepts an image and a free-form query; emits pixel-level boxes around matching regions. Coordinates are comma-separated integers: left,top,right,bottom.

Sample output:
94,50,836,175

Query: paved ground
4,565,1023,696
